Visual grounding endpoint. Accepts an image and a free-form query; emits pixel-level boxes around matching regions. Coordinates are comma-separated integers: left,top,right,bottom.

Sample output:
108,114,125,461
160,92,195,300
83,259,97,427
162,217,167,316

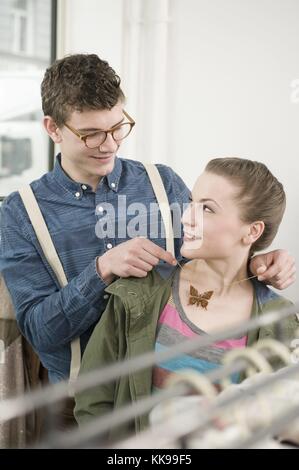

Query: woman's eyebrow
200,197,221,208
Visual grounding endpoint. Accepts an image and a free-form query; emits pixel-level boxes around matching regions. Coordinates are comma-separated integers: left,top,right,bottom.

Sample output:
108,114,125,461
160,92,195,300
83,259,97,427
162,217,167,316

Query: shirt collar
105,156,122,192
52,154,122,194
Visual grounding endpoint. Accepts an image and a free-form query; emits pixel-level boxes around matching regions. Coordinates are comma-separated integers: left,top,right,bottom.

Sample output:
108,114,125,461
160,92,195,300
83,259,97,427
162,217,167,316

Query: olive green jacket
74,267,298,441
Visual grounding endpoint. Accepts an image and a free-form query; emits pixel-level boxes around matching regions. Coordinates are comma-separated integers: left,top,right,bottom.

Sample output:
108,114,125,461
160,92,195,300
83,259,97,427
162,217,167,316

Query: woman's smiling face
180,171,251,260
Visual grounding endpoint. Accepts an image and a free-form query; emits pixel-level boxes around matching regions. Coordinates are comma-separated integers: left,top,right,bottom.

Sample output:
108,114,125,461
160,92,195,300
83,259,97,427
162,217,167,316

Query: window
11,0,33,55
0,136,32,177
0,0,56,198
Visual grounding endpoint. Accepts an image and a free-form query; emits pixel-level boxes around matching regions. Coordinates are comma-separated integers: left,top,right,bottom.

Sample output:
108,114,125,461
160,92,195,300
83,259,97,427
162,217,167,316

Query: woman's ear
243,221,265,246
43,116,62,143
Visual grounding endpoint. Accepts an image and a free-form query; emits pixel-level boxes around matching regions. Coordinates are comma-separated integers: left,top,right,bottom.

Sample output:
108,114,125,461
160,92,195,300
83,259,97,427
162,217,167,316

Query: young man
0,54,295,385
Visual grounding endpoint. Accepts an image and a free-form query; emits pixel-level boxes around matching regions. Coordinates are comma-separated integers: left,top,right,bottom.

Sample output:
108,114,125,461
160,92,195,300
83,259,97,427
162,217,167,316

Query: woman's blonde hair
205,158,286,253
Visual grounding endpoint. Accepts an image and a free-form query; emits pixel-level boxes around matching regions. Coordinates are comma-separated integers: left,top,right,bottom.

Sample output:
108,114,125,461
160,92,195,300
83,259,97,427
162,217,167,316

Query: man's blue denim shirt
0,155,190,382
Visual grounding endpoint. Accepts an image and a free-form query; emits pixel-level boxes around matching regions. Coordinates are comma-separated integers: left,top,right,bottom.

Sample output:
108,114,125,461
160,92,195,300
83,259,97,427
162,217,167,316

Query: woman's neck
181,255,251,296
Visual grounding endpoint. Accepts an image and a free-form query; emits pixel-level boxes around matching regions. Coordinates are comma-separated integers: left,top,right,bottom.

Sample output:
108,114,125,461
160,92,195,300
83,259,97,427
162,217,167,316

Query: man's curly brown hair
41,54,125,127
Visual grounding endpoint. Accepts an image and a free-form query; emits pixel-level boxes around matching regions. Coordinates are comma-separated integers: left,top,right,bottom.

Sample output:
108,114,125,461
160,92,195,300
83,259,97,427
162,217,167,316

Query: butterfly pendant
188,285,214,309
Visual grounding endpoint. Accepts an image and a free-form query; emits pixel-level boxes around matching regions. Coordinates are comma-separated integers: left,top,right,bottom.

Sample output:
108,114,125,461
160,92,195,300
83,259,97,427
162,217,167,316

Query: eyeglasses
64,110,135,149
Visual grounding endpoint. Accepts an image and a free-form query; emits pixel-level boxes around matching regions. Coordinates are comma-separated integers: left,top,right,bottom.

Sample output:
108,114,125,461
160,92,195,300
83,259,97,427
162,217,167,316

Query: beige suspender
19,187,68,287
19,186,81,389
143,163,175,257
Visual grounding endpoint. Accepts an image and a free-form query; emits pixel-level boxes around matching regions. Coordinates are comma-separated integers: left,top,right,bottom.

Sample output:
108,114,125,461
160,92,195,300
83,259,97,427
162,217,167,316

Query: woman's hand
249,249,296,290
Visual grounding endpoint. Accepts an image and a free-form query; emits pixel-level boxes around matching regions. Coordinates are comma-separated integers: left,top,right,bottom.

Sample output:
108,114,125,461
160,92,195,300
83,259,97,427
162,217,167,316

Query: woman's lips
183,232,202,242
184,232,196,240
184,234,194,241
183,232,203,250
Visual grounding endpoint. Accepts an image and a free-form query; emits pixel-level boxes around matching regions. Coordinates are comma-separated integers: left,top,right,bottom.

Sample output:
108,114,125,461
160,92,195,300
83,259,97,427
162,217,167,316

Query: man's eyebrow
77,117,125,133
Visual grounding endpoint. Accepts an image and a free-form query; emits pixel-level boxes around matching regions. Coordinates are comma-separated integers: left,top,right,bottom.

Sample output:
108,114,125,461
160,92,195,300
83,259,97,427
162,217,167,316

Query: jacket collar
105,267,176,311
106,268,278,309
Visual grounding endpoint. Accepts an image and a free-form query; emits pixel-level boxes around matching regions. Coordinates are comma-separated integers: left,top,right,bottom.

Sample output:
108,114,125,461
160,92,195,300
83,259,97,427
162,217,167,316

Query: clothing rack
232,401,299,449
1,301,298,425
111,361,299,449
1,302,299,449
45,350,299,449
39,356,265,448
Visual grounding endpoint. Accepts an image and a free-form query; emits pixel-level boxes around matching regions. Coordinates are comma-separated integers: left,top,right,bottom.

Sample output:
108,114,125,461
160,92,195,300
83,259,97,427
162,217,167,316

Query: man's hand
97,238,177,284
249,249,296,290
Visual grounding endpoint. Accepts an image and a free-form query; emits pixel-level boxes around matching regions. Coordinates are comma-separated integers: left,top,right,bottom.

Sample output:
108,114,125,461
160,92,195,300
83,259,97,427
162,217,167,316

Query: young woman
74,158,299,438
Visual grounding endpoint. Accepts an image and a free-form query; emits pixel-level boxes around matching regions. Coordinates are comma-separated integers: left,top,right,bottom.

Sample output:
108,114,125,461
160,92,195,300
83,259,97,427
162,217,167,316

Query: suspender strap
143,163,175,257
19,186,81,388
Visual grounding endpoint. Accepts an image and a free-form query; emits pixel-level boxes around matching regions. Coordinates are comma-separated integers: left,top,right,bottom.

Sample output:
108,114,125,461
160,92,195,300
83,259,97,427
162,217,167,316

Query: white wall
59,0,299,301
57,0,124,70
169,0,299,302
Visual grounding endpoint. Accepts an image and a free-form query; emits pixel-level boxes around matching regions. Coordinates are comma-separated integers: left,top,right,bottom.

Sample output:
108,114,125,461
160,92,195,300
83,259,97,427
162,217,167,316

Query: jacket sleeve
0,195,108,353
258,295,299,344
73,294,123,426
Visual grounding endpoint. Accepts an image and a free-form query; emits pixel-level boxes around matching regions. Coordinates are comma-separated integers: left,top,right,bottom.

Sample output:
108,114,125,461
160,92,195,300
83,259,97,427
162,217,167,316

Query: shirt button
81,184,87,190
111,182,116,189
75,192,81,198
97,206,104,213
103,294,109,300
106,243,113,249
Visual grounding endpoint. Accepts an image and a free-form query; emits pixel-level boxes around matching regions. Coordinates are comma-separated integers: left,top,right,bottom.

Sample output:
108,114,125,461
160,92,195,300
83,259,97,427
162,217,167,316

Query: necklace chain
176,260,257,309
176,260,257,288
